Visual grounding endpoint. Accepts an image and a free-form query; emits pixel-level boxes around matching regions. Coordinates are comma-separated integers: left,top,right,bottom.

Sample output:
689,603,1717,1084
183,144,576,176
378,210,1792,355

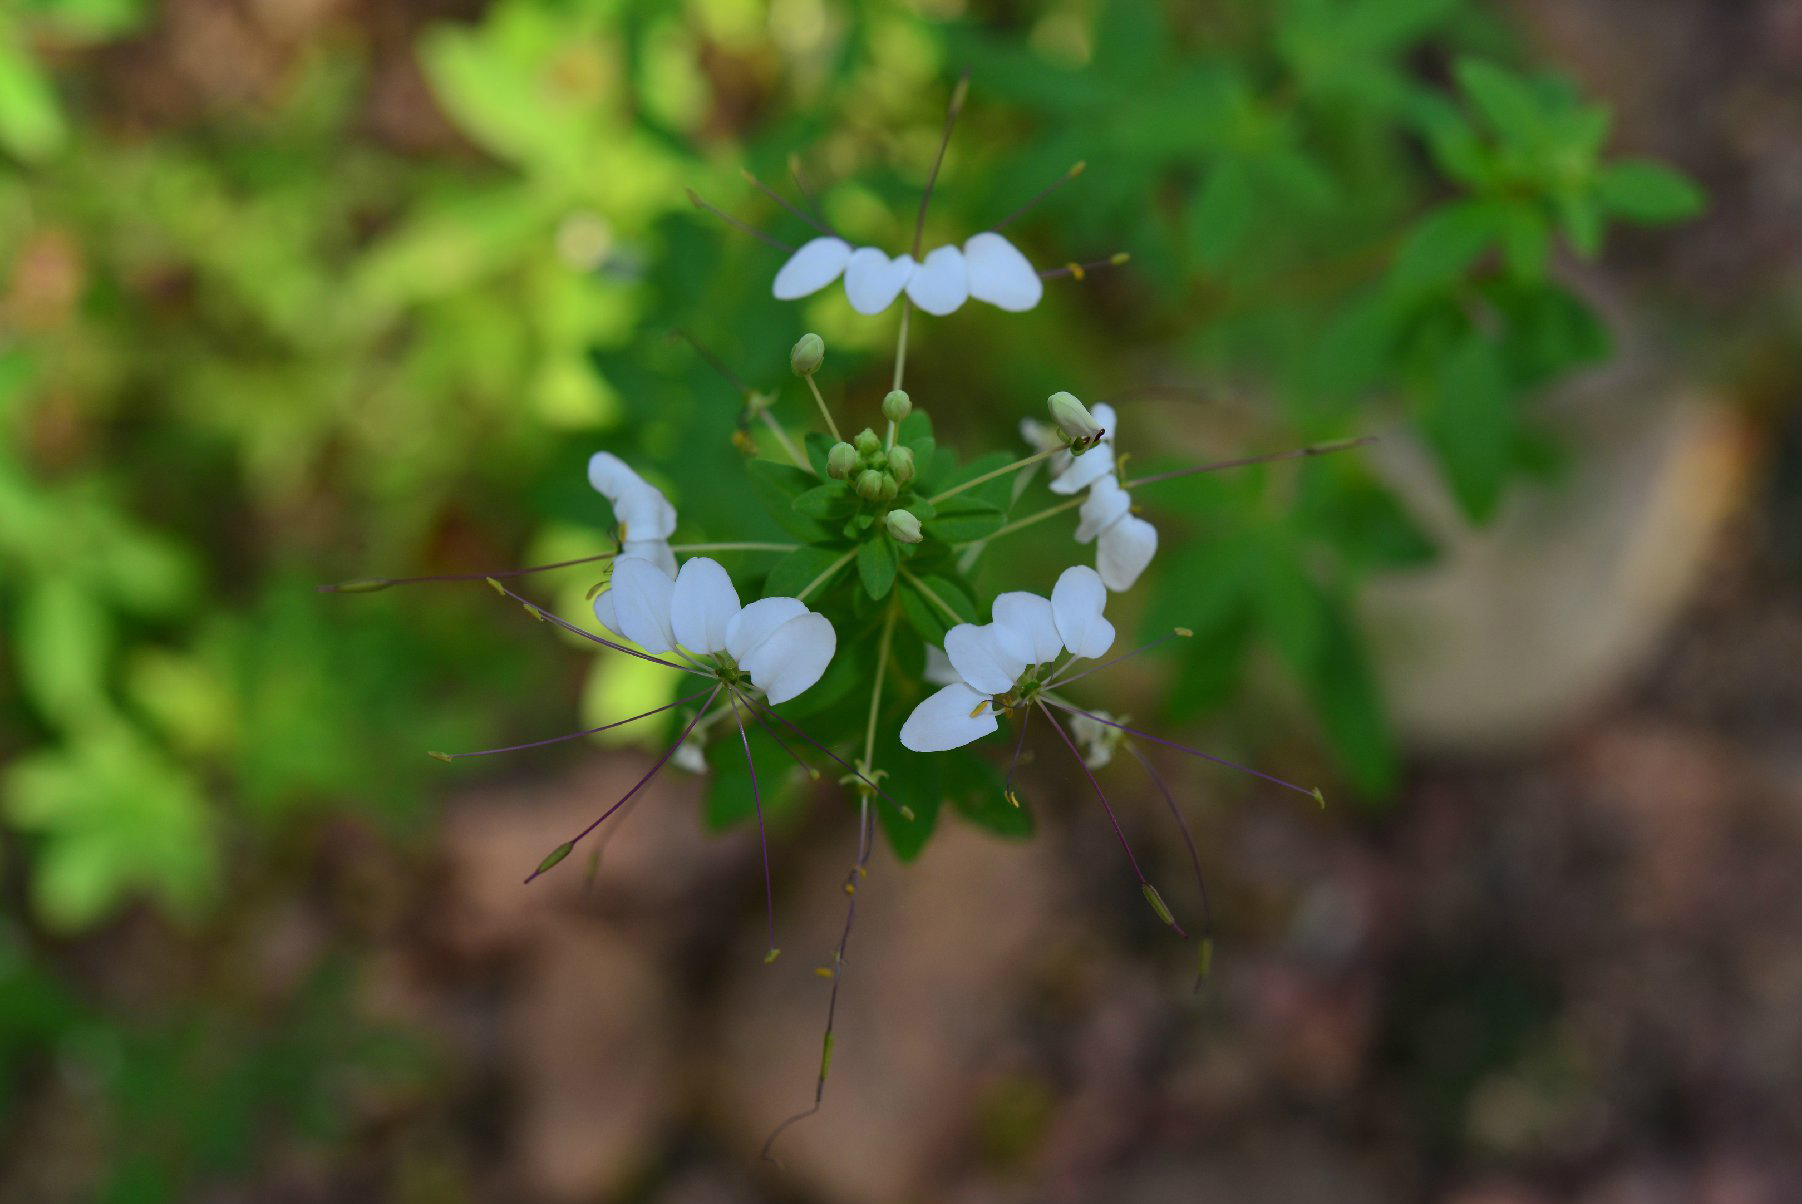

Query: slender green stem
756,409,812,473
960,493,1083,545
795,547,856,602
926,446,1062,506
890,301,911,406
899,569,963,627
804,374,842,443
670,541,798,555
863,602,900,772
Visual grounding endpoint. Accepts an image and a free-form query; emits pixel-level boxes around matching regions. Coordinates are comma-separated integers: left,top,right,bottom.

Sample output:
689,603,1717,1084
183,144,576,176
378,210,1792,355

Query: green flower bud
877,472,899,502
1048,390,1105,451
882,389,912,422
790,332,825,376
855,469,885,500
826,441,858,479
853,427,881,457
885,509,923,544
887,444,915,484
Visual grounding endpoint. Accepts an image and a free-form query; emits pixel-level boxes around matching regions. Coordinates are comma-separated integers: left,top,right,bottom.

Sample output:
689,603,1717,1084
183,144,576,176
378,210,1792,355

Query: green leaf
746,460,832,540
1391,200,1504,291
765,545,851,600
880,753,941,861
703,719,802,830
944,750,1032,838
857,536,898,600
924,497,1006,543
899,574,976,642
1454,59,1543,145
17,576,111,728
941,451,1020,507
1422,332,1513,522
1257,540,1326,678
1499,202,1551,279
1594,160,1705,224
1308,605,1396,798
804,432,837,478
793,482,849,519
1556,191,1604,258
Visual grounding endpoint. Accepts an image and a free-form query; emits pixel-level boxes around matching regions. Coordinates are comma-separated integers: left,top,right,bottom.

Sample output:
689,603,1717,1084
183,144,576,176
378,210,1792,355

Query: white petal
670,556,740,653
1047,444,1115,495
944,623,1027,695
904,244,969,316
1051,565,1115,660
724,596,807,663
587,451,640,500
844,247,914,315
991,592,1063,666
744,612,836,705
1091,402,1118,434
963,231,1043,311
772,236,852,300
1075,475,1131,543
1097,513,1158,591
1020,417,1061,454
899,682,999,752
609,556,678,653
588,452,678,539
593,589,621,636
923,645,960,686
622,538,677,578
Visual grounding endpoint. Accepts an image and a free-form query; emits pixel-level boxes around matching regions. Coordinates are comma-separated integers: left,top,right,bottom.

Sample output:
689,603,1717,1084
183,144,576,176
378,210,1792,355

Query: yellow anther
1066,262,1085,281
814,966,835,980
1109,251,1131,266
1005,789,1021,808
1174,627,1193,638
969,697,992,719
842,881,856,896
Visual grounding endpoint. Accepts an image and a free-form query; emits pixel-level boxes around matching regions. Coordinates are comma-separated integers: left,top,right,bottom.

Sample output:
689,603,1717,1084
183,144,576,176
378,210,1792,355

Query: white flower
597,556,836,706
1067,710,1126,770
1020,402,1157,592
899,566,1115,752
772,231,1043,317
589,451,680,632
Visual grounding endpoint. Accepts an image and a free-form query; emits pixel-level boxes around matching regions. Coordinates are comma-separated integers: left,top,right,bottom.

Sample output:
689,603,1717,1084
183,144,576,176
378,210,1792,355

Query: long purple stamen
484,577,704,677
912,69,969,258
1044,700,1320,804
742,702,820,782
430,688,713,760
524,685,723,884
761,797,875,1166
1046,630,1190,691
1003,705,1034,804
741,167,836,239
1039,253,1129,280
736,694,915,821
317,550,617,594
1127,741,1216,992
686,187,796,253
728,691,780,960
1037,701,1187,939
788,154,835,235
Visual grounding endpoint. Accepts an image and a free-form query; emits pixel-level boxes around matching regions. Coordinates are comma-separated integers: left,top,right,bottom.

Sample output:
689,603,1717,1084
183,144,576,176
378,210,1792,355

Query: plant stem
967,494,1084,545
795,547,856,602
863,602,899,773
804,374,842,443
926,446,1062,506
890,300,911,405
670,541,798,554
1122,435,1376,490
899,569,963,627
757,409,813,472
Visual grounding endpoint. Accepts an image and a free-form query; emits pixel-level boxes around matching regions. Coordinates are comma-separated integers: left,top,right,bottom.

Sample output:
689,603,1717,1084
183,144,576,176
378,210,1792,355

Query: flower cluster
332,79,1358,1157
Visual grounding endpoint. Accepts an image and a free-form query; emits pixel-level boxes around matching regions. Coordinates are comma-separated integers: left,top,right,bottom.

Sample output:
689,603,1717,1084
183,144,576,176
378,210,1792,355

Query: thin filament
1039,253,1129,280
729,691,780,958
912,69,969,257
1127,741,1216,992
486,578,705,677
1046,631,1189,691
317,551,616,594
1124,435,1377,490
1043,700,1318,803
761,795,875,1166
1037,701,1187,939
989,160,1084,232
671,327,751,396
788,154,834,233
433,688,713,759
738,694,913,820
686,187,796,253
1003,705,1034,803
525,685,723,883
742,167,835,238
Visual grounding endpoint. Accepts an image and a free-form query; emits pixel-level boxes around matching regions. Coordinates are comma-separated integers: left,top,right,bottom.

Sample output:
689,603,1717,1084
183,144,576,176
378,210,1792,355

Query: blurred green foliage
0,0,1697,1195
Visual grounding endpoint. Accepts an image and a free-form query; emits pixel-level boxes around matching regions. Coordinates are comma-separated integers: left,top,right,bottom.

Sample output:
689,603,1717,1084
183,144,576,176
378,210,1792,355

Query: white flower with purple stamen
588,452,679,638
1022,398,1158,592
